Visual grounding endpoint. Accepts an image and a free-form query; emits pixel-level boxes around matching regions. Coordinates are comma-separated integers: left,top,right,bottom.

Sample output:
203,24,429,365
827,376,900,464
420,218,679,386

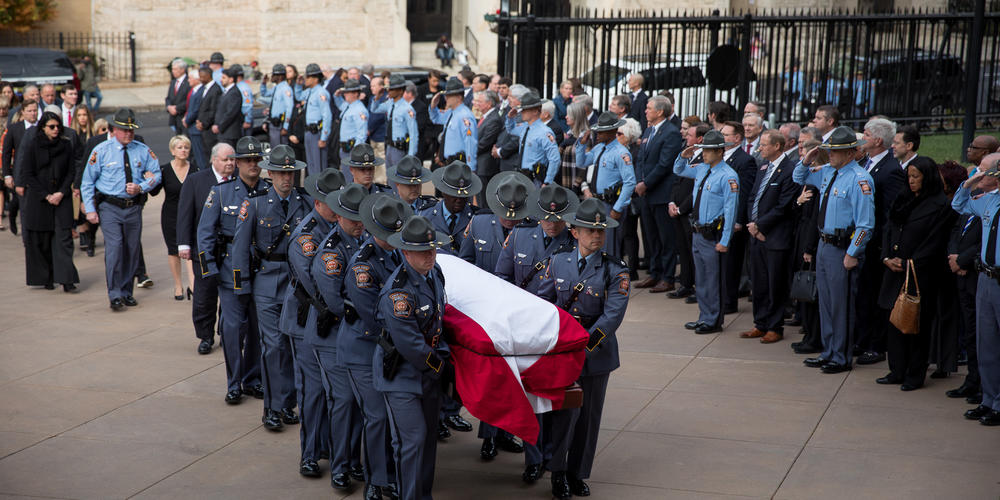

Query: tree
0,0,57,33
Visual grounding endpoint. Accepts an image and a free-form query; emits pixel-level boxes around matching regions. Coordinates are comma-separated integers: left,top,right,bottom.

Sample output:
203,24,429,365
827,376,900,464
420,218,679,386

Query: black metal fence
496,5,1000,131
0,31,136,82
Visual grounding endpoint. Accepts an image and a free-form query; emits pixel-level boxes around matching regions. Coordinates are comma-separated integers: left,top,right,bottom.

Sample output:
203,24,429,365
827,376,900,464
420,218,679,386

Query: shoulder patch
285,90,291,97
238,199,250,220
89,151,97,165
322,252,341,275
390,291,412,318
408,109,414,118
359,112,366,120
320,94,327,102
621,154,631,165
858,179,872,195
462,118,471,128
728,179,739,193
204,189,215,208
148,149,157,161
353,263,374,288
547,133,556,143
298,234,317,256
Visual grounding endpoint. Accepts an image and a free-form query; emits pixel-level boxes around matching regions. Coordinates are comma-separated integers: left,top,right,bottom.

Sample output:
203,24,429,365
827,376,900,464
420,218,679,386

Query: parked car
0,48,79,94
834,50,965,117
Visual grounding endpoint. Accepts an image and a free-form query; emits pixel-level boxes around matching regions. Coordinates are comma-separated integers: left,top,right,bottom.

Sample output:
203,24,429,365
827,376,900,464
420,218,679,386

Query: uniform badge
621,154,631,165
298,235,316,256
728,179,739,193
833,188,838,196
617,271,630,295
148,149,157,160
204,189,215,208
408,110,415,118
353,264,373,288
858,179,872,195
320,94,327,101
238,200,249,221
89,152,97,165
285,90,292,97
547,133,556,143
323,253,341,275
390,291,411,318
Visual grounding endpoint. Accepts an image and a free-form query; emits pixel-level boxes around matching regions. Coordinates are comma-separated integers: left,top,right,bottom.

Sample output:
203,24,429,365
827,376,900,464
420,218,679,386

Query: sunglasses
44,124,59,130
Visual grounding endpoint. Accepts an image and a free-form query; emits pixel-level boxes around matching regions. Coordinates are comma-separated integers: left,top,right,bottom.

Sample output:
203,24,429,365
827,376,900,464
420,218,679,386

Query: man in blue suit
183,69,206,171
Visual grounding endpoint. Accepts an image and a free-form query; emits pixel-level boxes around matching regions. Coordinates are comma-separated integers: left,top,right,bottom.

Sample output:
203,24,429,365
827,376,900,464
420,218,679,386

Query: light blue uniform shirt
80,138,161,213
264,80,294,130
333,97,368,146
673,156,740,247
952,185,1000,265
430,103,478,171
305,85,333,142
212,67,223,87
236,80,254,125
575,139,637,214
373,97,419,155
793,160,876,257
517,120,561,184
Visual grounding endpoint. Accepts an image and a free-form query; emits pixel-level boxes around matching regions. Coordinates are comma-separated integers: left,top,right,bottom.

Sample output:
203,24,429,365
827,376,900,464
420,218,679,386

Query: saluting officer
339,193,413,499
346,143,393,194
282,168,346,478
231,145,311,430
574,111,637,258
510,92,561,187
196,136,268,405
793,126,876,374
374,215,452,500
302,64,333,176
80,108,161,310
388,155,437,213
673,129,740,335
536,198,630,500
334,78,369,183
262,63,294,147
430,77,478,171
310,184,369,489
374,74,419,168
419,161,480,258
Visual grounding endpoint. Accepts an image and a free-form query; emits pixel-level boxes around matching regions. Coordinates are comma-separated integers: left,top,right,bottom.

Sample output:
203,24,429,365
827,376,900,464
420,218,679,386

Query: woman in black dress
151,135,194,300
18,111,79,290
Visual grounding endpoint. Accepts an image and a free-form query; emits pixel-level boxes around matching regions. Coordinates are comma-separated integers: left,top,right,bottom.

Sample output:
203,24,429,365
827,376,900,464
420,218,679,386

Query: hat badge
549,202,557,210
594,213,602,223
248,143,255,151
458,178,466,188
426,230,434,240
395,219,403,229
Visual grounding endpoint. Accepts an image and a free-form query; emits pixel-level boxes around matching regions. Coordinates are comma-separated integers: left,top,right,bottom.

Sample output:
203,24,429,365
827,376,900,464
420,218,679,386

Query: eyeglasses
44,124,59,130
968,145,988,150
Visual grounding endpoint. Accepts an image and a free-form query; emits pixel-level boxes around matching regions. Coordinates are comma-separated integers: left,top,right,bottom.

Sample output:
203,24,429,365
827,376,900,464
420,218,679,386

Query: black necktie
543,236,552,248
818,169,840,232
447,214,457,233
425,274,435,291
691,169,711,222
280,198,289,214
391,251,401,267
386,100,395,142
986,210,999,267
122,147,133,185
502,226,510,240
578,256,587,274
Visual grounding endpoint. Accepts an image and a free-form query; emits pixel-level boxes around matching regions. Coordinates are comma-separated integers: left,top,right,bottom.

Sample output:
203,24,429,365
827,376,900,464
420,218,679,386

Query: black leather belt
819,232,851,249
977,260,1000,280
305,123,321,133
96,193,138,208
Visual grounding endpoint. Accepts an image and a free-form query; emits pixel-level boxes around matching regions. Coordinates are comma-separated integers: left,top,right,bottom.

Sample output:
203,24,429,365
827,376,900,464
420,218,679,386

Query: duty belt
339,139,356,153
388,136,410,151
520,163,545,181
444,152,466,163
269,114,284,126
254,247,287,262
977,260,1000,282
819,230,852,249
691,217,724,240
95,192,138,208
305,123,322,133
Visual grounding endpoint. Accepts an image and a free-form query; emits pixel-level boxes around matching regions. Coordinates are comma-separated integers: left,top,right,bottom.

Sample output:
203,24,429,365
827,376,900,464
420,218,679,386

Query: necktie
220,176,228,183
745,143,752,154
67,108,72,126
543,236,552,248
386,100,395,142
691,168,711,222
502,226,510,240
280,198,289,214
122,147,133,185
447,214,457,233
751,162,775,221
578,256,587,274
391,251,401,267
426,274,435,291
817,169,840,232
863,158,873,172
986,210,999,267
175,78,181,93
962,214,976,236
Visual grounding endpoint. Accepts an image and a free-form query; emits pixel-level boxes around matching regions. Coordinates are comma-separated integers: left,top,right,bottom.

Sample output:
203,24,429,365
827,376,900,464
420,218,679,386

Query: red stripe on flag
519,307,588,408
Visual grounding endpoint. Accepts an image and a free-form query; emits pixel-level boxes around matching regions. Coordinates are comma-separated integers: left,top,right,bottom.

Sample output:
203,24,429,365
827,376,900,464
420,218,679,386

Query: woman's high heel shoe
174,290,184,301
186,287,193,300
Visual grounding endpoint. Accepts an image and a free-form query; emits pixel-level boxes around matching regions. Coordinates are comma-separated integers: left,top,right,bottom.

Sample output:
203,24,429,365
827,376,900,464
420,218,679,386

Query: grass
919,130,1000,164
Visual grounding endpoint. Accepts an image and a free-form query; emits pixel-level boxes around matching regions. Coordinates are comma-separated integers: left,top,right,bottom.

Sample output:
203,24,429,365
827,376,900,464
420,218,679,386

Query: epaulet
357,242,375,261
324,230,342,249
303,216,319,233
516,220,538,228
602,251,627,268
553,246,575,256
434,264,446,286
391,267,409,288
248,189,267,198
295,186,309,197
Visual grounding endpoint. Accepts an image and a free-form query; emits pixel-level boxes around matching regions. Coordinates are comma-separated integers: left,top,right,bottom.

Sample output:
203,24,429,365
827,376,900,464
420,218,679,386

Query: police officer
459,171,533,460
673,129,740,334
373,74,419,168
952,166,1000,426
196,137,267,404
232,144,311,429
262,64,294,147
574,112,637,258
419,161,480,259
346,143,393,194
430,77,477,171
536,198,630,500
231,65,254,137
375,215,452,500
310,184,368,488
80,108,161,310
302,64,333,177
334,78,369,183
793,126,876,374
209,52,225,87
510,92,561,187
283,168,346,477
387,155,437,213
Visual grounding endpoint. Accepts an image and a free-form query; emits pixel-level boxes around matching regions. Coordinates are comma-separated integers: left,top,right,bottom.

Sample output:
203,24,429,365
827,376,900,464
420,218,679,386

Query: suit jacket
18,134,75,230
545,119,564,145
948,212,982,272
215,85,244,143
669,114,682,129
670,152,699,216
628,91,648,129
462,88,474,108
185,84,204,134
635,120,684,206
166,76,190,132
866,153,905,256
747,155,798,250
197,83,223,145
1,121,30,179
324,77,341,119
476,108,503,177
727,147,759,225
176,168,219,253
494,129,521,172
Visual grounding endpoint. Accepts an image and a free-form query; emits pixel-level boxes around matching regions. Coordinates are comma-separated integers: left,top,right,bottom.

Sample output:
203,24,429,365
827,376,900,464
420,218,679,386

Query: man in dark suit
196,67,222,167
633,95,684,293
853,118,905,365
404,82,432,161
627,74,648,130
474,90,503,189
720,121,758,313
2,99,40,235
668,122,710,301
184,69,206,171
946,207,983,401
213,66,244,148
460,69,475,108
165,59,190,135
741,130,799,344
177,142,235,354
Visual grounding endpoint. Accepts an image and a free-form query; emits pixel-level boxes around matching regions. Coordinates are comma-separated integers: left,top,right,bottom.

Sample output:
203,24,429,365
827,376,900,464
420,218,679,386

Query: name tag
516,253,527,258
106,161,118,166
556,278,565,283
477,239,486,244
420,305,430,312
227,205,239,210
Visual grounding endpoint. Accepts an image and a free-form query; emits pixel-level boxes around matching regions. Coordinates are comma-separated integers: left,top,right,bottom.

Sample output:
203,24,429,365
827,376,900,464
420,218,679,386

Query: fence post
519,15,542,92
737,13,752,111
58,32,64,50
129,31,137,83
708,10,721,97
962,0,985,162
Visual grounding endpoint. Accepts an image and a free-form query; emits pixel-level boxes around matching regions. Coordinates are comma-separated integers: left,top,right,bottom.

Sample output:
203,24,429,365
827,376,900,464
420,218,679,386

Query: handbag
790,261,818,303
889,259,921,334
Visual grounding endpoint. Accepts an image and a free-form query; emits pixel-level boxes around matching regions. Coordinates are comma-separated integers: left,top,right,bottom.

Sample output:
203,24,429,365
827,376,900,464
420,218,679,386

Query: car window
580,64,628,89
0,54,23,77
640,66,707,90
27,55,74,77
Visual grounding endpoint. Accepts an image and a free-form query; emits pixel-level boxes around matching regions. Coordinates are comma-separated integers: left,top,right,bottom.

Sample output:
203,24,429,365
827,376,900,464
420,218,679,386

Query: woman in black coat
18,111,79,291
876,156,956,391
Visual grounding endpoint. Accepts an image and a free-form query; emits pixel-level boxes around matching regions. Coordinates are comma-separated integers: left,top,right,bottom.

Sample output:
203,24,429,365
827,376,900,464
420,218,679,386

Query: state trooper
231,145,312,430
430,77,478,171
387,155,437,213
793,126,876,374
209,51,225,86
673,130,740,335
508,92,561,187
373,74,419,168
536,197,630,500
952,166,1000,426
346,143,393,194
333,78,369,183
459,171,533,460
261,63,294,147
302,63,333,176
231,65,254,137
419,161,480,260
374,215,452,500
310,184,369,489
340,193,413,499
196,136,267,405
79,108,161,310
574,112,637,258
282,168,346,478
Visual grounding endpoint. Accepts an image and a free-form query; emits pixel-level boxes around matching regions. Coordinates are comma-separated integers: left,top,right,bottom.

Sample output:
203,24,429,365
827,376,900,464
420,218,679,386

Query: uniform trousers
855,248,889,353
187,130,204,171
314,347,363,474
217,288,260,392
255,296,296,410
97,203,141,300
692,233,724,327
748,239,791,334
723,230,749,311
640,202,677,283
191,258,220,342
268,127,289,150
304,131,328,178
526,409,577,471
976,276,1000,410
23,228,78,286
671,215,695,289
816,241,860,366
287,338,329,461
567,373,609,479
339,150,354,184
384,376,441,500
347,364,394,487
385,145,405,169
958,273,980,389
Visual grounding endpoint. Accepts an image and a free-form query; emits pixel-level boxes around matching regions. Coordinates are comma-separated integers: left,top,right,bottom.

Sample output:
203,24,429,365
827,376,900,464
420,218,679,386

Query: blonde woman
150,135,195,300
70,104,95,141
92,118,109,137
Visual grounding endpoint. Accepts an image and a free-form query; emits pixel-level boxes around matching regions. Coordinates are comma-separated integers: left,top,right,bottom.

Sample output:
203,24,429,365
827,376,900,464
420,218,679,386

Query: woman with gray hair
563,101,590,190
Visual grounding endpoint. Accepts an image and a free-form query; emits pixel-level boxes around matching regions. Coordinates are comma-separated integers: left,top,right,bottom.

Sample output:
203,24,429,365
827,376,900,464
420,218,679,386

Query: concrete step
410,41,478,72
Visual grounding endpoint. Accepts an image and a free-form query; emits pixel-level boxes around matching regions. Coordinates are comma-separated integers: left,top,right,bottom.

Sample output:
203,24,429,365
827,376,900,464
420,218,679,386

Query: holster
378,330,402,381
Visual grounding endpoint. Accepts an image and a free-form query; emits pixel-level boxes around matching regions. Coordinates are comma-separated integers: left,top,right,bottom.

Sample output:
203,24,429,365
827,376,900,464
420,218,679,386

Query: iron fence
0,31,136,82
496,5,1000,132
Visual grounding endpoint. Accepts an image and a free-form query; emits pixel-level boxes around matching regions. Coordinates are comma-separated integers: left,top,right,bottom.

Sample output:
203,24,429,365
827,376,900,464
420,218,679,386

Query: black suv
0,48,78,94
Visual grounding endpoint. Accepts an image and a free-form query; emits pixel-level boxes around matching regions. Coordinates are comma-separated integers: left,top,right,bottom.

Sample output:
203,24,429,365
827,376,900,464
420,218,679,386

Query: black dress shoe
876,375,903,385
793,344,823,355
668,286,693,299
349,464,364,481
856,351,885,365
724,306,738,315
967,393,983,405
437,420,451,440
685,295,698,304
900,383,922,391
684,321,703,330
280,408,299,425
551,472,572,500
43,283,55,290
198,339,213,355
569,476,591,496
443,414,472,432
821,363,851,374
803,357,828,368
929,370,949,379
63,283,77,293
496,434,524,453
262,409,284,431
522,464,544,483
784,317,803,327
964,405,992,420
364,483,383,500
695,323,722,334
86,245,95,257
980,410,1000,426
299,459,321,478
480,437,498,460
110,298,124,311
331,472,351,490
246,384,265,399
122,296,138,307
383,482,400,500
946,384,980,398
225,389,243,404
